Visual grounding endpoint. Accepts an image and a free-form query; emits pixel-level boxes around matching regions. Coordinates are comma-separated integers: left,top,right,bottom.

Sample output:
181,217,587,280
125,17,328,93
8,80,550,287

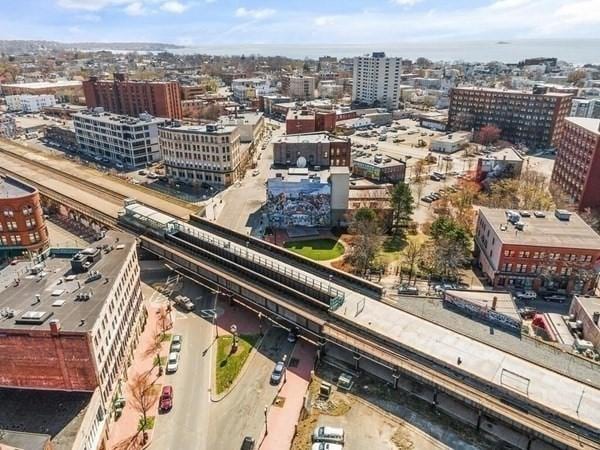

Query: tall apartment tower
352,52,402,110
83,73,183,119
551,118,600,210
448,86,572,150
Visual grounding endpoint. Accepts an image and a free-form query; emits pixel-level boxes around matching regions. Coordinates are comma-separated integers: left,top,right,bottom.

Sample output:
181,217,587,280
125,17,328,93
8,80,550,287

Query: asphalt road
207,326,296,450
148,275,216,450
216,124,281,236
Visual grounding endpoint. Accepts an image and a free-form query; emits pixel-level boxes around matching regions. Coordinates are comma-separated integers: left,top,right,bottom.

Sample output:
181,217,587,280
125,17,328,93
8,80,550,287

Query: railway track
0,145,126,204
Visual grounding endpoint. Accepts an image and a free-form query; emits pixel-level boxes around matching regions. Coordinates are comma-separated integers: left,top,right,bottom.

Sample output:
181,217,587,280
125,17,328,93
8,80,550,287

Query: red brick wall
0,188,48,252
316,112,336,132
329,141,351,167
82,79,183,119
286,117,316,135
0,330,98,391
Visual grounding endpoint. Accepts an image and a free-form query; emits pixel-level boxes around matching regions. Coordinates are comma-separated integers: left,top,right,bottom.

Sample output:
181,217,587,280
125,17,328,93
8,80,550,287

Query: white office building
285,75,316,100
352,52,403,110
231,78,275,103
5,94,56,112
158,123,244,187
73,109,165,169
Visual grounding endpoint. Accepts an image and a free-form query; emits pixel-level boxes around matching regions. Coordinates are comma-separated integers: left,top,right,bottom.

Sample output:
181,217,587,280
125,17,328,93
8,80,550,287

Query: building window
3,208,14,217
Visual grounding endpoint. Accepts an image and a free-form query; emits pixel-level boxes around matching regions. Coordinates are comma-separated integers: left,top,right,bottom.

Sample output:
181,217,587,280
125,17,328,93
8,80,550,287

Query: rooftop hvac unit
533,211,546,218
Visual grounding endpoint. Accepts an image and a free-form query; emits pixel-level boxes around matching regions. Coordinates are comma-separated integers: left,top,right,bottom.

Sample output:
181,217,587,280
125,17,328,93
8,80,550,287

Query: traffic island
215,334,260,395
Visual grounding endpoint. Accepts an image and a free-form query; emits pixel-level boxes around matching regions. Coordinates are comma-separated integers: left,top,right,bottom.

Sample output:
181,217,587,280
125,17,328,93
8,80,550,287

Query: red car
159,385,173,412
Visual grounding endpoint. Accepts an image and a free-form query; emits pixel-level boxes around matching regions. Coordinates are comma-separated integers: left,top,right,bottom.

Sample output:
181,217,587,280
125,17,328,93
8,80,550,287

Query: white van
311,443,343,450
312,426,344,444
174,295,195,311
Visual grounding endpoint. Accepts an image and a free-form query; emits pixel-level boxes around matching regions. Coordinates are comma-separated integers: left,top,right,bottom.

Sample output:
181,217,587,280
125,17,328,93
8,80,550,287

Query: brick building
82,73,183,119
0,232,145,450
550,118,600,211
272,132,351,168
352,154,406,183
448,86,572,149
475,207,600,294
0,176,49,258
285,107,336,134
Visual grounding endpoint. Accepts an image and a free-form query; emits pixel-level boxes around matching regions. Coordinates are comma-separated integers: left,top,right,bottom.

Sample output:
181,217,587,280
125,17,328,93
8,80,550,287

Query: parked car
159,385,173,412
94,156,103,162
174,295,195,311
241,436,255,450
252,169,260,176
115,162,124,170
421,196,433,203
270,361,286,385
138,170,147,175
430,192,441,200
430,174,441,181
311,443,343,450
434,283,455,294
515,290,537,301
518,307,537,319
544,294,567,303
398,284,419,295
166,352,180,373
170,335,182,352
312,426,345,444
287,327,299,343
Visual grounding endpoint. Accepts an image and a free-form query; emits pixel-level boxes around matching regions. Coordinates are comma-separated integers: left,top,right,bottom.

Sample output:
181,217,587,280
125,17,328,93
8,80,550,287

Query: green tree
422,217,471,280
348,208,381,276
390,182,414,236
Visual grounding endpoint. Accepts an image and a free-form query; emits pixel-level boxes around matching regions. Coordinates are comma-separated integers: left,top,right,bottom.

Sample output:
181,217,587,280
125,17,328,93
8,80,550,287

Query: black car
241,436,255,450
398,284,419,295
544,294,567,303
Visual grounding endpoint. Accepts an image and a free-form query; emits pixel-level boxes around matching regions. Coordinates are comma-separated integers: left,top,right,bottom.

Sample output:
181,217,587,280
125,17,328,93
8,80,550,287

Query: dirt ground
291,365,495,450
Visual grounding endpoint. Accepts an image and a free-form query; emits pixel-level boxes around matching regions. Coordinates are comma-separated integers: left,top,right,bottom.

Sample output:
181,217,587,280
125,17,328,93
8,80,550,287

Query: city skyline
1,0,600,46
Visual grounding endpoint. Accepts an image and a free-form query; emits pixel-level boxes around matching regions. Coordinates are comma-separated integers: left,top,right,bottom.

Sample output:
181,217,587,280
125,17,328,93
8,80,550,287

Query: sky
0,0,599,45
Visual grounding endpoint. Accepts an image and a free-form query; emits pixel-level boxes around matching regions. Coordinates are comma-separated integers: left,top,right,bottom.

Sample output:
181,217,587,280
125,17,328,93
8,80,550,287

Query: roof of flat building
566,117,600,136
453,86,573,97
444,289,521,323
0,231,135,333
73,110,165,126
0,175,36,198
432,131,471,143
478,207,600,250
0,80,82,89
274,132,348,144
574,296,600,320
353,155,405,168
480,147,524,162
159,123,237,134
0,388,92,450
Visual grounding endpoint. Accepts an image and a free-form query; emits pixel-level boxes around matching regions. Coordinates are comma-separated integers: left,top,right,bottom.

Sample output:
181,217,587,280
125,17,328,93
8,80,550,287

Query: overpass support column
352,352,361,371
315,337,327,365
392,368,401,390
432,389,439,407
526,438,533,450
476,411,482,431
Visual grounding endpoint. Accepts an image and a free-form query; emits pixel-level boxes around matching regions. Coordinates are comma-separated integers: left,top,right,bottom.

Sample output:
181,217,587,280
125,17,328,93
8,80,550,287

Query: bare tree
347,208,382,276
129,372,159,436
402,240,424,285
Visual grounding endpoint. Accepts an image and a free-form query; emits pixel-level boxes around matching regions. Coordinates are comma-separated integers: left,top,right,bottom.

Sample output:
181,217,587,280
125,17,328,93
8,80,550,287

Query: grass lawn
215,334,259,394
284,238,345,261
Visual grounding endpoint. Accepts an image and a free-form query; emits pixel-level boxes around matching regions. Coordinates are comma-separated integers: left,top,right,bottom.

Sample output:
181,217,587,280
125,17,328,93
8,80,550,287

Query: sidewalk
105,285,171,450
260,340,315,450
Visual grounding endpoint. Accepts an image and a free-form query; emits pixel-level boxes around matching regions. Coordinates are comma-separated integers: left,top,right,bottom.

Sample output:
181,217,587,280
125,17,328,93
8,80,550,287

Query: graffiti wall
267,178,331,228
443,292,522,332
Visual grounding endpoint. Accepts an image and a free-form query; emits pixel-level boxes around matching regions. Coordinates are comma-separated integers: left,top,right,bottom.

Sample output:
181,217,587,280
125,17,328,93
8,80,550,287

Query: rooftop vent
52,299,66,307
555,209,571,221
16,310,53,325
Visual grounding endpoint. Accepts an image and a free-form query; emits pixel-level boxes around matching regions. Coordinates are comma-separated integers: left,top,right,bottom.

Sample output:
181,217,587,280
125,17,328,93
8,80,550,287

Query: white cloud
160,1,188,13
235,7,275,20
124,2,146,15
314,16,336,27
57,0,132,11
391,0,422,5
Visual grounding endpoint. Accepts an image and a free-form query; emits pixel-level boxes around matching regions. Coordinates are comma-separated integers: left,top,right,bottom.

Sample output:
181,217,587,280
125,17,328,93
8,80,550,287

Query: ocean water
173,39,600,64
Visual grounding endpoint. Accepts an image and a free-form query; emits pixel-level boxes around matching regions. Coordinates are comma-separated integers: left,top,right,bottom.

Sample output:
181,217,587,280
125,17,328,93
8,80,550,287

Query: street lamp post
212,288,220,338
264,405,268,435
230,324,238,353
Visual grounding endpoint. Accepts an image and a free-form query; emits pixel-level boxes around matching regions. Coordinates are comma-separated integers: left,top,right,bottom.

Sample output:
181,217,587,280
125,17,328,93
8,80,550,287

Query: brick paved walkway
105,286,172,450
260,340,315,450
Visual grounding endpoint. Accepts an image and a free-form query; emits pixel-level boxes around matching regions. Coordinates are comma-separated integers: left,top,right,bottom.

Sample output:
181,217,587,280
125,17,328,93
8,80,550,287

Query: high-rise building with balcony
448,86,573,149
73,109,166,169
551,118,600,210
352,52,403,110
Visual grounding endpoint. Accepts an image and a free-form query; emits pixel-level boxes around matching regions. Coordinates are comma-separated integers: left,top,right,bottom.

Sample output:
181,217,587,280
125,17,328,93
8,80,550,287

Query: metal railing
173,223,345,302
